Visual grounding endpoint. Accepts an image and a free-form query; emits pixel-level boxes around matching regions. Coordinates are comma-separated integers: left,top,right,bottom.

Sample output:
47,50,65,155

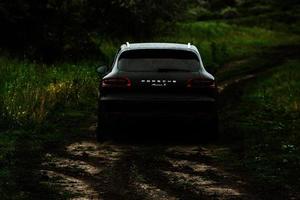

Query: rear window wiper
157,68,191,72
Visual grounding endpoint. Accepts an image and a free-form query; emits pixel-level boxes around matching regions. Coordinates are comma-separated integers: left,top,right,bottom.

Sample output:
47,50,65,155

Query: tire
96,116,112,142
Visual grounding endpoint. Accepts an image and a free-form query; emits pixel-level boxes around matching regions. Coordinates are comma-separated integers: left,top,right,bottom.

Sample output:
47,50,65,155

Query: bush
248,5,273,15
186,7,215,21
220,7,239,19
0,0,188,61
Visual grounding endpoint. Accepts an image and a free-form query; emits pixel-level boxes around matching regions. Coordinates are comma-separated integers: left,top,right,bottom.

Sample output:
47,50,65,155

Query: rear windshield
118,49,200,72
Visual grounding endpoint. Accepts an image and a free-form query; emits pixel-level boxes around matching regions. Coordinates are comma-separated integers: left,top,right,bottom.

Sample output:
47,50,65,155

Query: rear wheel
96,116,112,142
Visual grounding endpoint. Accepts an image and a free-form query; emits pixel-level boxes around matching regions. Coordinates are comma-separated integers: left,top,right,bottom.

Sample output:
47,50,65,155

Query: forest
1,0,299,61
0,0,300,199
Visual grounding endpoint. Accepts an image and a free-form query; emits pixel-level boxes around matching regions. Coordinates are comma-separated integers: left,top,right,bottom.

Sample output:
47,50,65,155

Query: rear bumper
99,96,217,120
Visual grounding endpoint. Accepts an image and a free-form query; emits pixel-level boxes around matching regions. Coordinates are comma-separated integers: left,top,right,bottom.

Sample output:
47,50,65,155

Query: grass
0,57,98,130
219,59,300,198
100,21,299,72
163,22,299,70
227,7,300,34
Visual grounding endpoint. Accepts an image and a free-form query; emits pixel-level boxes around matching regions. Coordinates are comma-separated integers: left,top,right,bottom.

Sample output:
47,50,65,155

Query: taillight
187,78,216,88
101,77,131,88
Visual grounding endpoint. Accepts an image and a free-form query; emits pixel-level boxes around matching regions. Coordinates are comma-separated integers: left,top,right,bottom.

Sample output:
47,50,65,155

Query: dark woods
0,0,186,62
0,0,298,62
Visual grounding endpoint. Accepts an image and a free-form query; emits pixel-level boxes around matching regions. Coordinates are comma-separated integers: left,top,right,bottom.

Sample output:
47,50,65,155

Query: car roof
120,42,199,53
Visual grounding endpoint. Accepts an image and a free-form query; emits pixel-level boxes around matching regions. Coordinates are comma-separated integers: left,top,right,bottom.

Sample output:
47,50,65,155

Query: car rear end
97,44,218,140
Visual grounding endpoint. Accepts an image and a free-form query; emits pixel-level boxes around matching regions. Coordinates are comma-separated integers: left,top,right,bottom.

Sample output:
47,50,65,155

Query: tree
0,0,187,61
208,0,237,10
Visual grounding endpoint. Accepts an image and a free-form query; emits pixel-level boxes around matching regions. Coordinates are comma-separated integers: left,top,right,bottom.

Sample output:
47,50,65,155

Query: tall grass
0,57,98,130
243,59,300,145
157,22,299,70
221,59,300,193
99,22,299,72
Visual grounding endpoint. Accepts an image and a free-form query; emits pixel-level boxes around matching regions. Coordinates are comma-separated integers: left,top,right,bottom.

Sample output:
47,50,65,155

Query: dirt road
41,128,256,200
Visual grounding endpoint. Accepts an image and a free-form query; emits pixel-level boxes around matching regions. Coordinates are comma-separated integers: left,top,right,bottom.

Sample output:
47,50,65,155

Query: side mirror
97,66,108,75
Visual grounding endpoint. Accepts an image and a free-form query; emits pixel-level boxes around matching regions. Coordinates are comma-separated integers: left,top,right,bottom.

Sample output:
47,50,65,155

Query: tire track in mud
41,133,255,199
124,146,252,200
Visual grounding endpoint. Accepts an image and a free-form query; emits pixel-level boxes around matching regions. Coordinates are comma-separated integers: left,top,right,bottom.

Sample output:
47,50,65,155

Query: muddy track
40,45,300,200
40,108,256,199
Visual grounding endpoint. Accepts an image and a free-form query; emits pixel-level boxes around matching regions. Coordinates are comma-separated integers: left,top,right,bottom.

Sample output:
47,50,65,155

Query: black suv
97,43,218,140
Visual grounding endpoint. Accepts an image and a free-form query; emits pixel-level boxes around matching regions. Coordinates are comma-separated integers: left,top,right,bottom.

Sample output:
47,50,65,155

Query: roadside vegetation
0,59,97,129
0,0,300,199
219,59,300,198
242,60,300,189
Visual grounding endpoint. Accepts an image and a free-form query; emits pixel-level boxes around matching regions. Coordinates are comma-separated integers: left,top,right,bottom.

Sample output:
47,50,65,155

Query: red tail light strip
187,78,215,88
102,77,131,88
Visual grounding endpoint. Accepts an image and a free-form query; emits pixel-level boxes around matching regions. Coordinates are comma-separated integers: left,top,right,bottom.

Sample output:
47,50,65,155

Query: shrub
186,7,215,21
220,7,239,19
248,5,273,15
0,58,98,130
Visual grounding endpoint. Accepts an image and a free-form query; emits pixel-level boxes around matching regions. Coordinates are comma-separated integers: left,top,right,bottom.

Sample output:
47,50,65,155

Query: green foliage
0,58,98,130
221,59,300,195
220,7,239,19
209,0,238,10
247,5,273,15
1,0,299,61
86,21,299,72
0,0,186,61
186,7,215,21
227,8,300,34
155,21,298,71
99,41,119,65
